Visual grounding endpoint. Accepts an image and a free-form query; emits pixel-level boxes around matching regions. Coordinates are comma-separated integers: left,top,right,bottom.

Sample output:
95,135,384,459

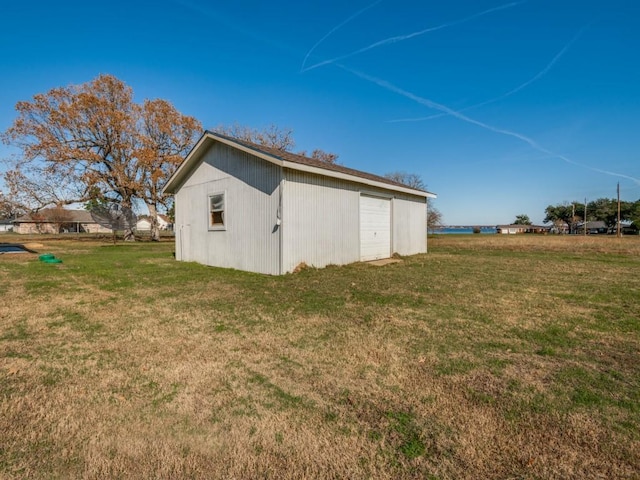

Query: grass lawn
1,234,639,479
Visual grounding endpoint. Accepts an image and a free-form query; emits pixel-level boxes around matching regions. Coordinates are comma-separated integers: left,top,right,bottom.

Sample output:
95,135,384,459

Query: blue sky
1,0,639,225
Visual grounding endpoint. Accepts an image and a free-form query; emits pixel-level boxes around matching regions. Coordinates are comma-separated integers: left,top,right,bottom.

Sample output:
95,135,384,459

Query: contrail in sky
338,64,640,186
302,0,526,73
301,0,383,73
390,24,590,123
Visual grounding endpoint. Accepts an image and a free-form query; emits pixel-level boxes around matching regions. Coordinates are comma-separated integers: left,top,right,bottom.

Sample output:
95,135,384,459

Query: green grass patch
0,321,30,341
386,411,427,459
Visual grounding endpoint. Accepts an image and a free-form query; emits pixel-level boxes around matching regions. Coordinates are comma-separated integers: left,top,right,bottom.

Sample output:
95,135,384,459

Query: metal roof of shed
163,131,436,199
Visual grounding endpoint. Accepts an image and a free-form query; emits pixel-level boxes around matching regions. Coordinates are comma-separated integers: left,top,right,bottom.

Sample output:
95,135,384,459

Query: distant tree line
544,198,640,233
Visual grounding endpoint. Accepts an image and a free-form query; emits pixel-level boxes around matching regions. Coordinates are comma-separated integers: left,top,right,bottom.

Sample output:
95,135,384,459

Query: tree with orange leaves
137,98,201,240
2,74,201,241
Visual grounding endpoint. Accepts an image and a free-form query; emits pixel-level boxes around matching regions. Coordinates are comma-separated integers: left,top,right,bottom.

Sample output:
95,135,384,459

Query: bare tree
0,190,26,219
215,124,339,163
384,171,426,190
2,163,85,213
214,124,295,151
427,207,443,233
384,171,442,232
298,148,340,164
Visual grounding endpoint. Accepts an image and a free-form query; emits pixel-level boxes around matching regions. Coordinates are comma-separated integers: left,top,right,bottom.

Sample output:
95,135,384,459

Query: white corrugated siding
360,195,392,261
392,194,428,255
281,170,360,272
281,170,427,272
174,142,281,275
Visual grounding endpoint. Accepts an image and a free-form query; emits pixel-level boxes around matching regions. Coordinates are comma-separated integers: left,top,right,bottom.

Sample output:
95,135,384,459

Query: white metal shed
163,131,436,275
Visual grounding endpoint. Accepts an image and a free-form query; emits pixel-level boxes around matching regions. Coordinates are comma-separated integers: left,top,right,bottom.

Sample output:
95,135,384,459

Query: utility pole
617,182,622,238
584,198,587,236
572,203,575,234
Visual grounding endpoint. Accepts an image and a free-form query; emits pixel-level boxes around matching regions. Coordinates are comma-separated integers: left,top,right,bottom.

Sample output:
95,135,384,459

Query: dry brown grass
1,234,639,479
435,231,640,255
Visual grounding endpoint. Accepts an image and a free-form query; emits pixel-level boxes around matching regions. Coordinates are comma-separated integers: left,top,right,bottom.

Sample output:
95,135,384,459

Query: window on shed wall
208,192,225,230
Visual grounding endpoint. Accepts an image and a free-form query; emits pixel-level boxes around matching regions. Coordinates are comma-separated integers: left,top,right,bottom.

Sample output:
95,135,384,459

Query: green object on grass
39,253,62,263
43,258,63,264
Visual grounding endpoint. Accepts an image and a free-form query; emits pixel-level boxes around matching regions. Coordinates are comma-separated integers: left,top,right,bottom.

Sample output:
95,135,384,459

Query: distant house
0,218,13,233
576,221,608,235
13,209,112,234
549,221,570,234
496,224,550,234
608,222,639,235
136,214,172,231
163,131,436,275
618,224,639,235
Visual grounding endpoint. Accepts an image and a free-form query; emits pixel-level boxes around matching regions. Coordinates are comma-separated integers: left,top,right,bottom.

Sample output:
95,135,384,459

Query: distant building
608,222,639,235
496,224,550,234
136,214,172,231
549,221,570,234
0,218,13,233
12,209,112,234
575,221,608,235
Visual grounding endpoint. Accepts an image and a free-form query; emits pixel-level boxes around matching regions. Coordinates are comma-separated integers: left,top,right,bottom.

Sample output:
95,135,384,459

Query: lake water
432,227,496,234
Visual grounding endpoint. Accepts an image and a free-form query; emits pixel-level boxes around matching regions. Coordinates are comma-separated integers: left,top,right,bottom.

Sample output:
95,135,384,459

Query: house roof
496,224,550,229
579,221,608,229
163,131,436,198
14,209,96,223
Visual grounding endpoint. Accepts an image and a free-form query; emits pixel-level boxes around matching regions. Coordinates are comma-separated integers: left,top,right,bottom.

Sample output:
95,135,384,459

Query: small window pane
210,194,224,210
211,211,224,225
209,192,225,228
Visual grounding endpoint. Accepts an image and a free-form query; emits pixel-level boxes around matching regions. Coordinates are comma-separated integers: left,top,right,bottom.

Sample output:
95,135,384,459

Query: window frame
208,191,226,231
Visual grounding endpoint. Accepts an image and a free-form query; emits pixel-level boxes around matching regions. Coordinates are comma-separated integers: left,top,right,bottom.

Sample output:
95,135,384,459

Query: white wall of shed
281,170,427,272
281,170,360,272
392,194,428,255
174,142,281,275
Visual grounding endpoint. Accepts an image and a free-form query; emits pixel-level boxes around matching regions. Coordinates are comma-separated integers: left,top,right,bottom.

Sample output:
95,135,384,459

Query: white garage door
360,195,391,261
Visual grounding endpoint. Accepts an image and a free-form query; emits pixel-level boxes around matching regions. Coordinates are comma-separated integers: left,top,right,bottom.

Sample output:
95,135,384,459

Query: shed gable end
174,142,283,275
